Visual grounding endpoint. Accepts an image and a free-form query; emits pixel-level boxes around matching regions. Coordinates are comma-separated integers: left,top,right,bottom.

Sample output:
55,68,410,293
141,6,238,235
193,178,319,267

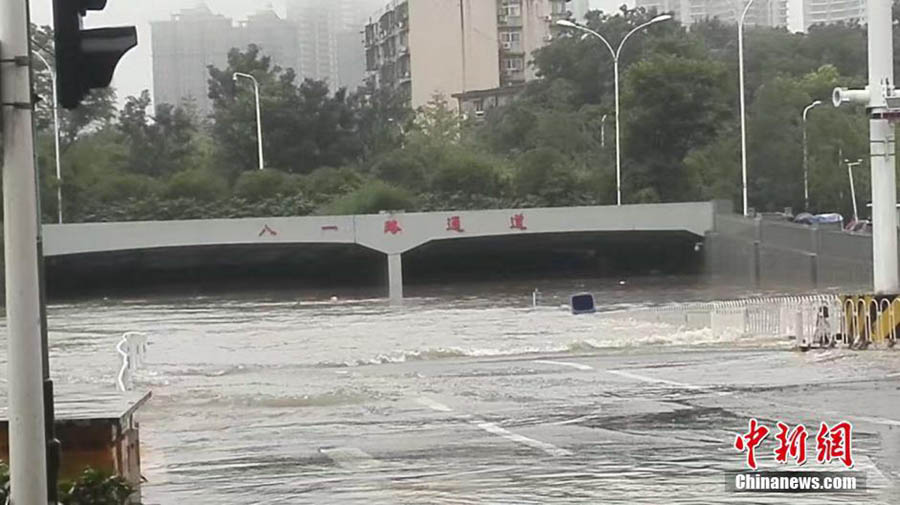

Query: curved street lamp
558,14,672,206
33,51,63,223
232,72,265,171
738,0,757,216
802,100,821,211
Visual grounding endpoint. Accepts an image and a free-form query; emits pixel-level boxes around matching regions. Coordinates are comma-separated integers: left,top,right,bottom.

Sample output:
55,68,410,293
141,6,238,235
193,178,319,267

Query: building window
503,57,524,71
500,2,522,17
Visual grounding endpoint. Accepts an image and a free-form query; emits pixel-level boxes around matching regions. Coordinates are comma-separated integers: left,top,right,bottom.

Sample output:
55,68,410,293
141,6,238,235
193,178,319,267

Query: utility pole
1,2,51,505
833,0,899,294
867,0,899,294
802,100,821,211
233,72,265,171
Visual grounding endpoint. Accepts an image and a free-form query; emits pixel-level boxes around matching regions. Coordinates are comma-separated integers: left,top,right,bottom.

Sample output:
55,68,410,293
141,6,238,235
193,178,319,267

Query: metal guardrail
597,295,864,348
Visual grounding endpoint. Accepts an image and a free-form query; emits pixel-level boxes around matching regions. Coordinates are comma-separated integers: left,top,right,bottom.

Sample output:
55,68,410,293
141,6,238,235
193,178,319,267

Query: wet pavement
141,346,900,504
1,277,897,503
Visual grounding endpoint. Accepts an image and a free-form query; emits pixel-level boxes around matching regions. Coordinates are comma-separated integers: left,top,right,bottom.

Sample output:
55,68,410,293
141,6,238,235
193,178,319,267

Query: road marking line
828,412,900,427
474,421,573,457
606,369,732,396
856,455,890,486
533,360,593,371
551,414,597,426
606,369,704,390
319,447,381,470
415,397,572,457
416,396,454,412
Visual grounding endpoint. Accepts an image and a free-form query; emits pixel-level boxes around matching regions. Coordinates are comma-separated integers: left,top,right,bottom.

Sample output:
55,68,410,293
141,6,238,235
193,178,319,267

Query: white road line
475,421,573,457
606,369,704,390
416,396,454,412
856,455,890,487
319,447,381,470
550,414,598,426
606,369,733,397
533,360,593,371
851,415,900,427
415,396,572,457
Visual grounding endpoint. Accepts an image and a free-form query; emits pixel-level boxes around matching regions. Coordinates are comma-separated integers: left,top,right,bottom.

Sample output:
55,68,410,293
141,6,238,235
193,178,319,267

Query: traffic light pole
1,1,51,505
867,0,899,294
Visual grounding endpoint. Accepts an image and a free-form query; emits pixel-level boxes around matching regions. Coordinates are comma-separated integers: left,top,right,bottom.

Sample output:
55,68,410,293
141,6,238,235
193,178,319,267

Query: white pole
739,0,756,216
600,113,607,149
867,0,898,294
233,72,265,171
1,1,50,504
847,160,860,223
34,51,62,223
802,100,820,212
613,59,621,205
556,16,671,207
253,78,264,171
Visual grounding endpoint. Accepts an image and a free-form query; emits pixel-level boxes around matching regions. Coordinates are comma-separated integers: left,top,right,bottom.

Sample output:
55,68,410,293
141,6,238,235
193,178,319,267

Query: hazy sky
27,0,633,104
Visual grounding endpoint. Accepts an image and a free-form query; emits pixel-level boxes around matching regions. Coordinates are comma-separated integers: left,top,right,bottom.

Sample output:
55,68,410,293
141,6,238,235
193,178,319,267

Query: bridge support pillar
387,253,403,303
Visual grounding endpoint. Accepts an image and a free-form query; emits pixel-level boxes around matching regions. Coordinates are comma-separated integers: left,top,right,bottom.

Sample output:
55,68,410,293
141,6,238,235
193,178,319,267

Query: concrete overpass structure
43,201,719,300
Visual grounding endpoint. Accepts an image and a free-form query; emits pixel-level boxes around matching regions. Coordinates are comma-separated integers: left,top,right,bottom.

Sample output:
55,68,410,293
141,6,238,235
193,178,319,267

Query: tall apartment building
636,0,788,27
787,0,865,32
571,0,591,19
365,0,575,110
287,0,379,90
637,0,862,30
151,5,233,115
151,5,301,115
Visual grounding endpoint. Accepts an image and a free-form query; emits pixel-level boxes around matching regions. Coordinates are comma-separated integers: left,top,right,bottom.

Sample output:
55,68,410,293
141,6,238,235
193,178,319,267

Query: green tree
621,55,732,202
118,90,200,177
207,45,362,177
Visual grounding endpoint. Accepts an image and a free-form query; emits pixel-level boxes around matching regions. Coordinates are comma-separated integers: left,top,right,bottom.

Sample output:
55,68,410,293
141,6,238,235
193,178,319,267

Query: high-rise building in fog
286,0,377,91
151,4,233,115
151,4,301,115
571,0,591,19
636,0,863,30
635,0,788,27
787,0,865,32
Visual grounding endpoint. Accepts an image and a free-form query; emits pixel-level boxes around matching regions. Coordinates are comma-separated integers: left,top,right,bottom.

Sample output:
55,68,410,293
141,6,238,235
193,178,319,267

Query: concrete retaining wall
706,213,875,290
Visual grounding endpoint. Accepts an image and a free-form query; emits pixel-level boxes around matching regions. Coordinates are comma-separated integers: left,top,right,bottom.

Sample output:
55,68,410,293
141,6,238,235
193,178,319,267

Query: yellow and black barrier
840,295,900,348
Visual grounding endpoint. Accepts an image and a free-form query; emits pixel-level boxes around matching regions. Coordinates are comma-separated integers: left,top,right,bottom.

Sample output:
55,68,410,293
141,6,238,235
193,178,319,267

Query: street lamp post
232,72,265,171
33,51,63,224
802,100,821,211
846,159,863,223
557,14,672,206
738,0,757,216
600,113,608,148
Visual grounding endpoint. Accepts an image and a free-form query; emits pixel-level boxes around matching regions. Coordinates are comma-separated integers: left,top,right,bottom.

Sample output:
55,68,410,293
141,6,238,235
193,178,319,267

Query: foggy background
27,0,630,104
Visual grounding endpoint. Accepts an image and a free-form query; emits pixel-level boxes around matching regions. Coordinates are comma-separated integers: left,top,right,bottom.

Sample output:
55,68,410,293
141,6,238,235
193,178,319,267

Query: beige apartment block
365,0,576,109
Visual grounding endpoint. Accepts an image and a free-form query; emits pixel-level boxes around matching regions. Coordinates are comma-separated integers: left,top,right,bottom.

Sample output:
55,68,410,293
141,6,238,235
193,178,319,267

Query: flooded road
3,276,900,503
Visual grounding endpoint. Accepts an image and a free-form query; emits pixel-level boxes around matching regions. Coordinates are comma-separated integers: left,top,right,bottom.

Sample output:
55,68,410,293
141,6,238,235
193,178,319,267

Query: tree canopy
26,6,897,222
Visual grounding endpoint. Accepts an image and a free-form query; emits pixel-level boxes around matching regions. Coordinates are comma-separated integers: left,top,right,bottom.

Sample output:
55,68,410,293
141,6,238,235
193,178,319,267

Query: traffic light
52,0,137,109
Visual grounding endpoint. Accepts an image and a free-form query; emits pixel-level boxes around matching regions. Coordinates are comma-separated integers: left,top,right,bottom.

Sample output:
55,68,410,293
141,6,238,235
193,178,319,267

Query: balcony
500,41,523,53
498,15,523,27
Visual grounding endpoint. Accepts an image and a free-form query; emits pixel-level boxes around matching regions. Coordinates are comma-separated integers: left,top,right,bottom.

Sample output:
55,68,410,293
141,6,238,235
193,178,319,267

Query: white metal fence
597,295,856,347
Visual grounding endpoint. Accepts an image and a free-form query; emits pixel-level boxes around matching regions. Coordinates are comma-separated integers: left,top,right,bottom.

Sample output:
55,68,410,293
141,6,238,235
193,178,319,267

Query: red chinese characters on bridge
816,421,853,468
774,422,808,465
258,224,278,237
384,219,402,235
510,213,527,230
733,419,854,469
734,418,769,469
446,216,464,233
